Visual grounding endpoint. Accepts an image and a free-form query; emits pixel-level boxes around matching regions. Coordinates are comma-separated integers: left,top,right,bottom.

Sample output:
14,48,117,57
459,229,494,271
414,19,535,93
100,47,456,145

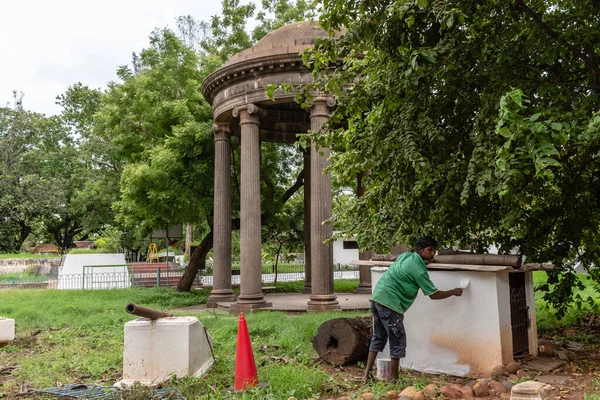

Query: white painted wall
524,271,539,356
371,267,516,376
58,254,130,290
332,237,359,266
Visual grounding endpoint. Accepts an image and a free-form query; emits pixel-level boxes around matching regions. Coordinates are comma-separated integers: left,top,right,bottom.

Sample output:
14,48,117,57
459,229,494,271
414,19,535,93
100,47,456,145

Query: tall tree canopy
93,1,317,290
0,103,59,251
0,87,114,252
302,0,600,310
97,30,214,232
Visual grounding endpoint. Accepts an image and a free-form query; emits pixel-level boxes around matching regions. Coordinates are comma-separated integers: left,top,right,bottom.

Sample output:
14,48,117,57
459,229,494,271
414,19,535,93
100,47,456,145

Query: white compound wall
58,254,130,290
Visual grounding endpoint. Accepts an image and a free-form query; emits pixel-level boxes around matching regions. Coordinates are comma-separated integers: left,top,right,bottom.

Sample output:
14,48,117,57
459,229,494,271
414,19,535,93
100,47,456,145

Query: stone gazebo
202,21,365,312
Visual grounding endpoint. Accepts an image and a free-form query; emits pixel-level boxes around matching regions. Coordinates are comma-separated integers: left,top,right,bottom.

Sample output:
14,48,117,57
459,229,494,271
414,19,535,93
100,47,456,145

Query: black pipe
125,303,173,320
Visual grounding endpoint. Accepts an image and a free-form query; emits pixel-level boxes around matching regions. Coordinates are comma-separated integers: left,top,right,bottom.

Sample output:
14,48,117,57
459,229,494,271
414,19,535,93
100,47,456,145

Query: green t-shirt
372,252,439,314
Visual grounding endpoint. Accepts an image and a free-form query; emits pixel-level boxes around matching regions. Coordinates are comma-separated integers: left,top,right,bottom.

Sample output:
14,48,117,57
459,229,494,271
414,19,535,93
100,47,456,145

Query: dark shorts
369,301,406,359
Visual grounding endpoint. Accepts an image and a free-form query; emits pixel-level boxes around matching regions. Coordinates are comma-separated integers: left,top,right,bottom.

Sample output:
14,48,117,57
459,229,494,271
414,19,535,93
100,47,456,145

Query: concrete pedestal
117,316,214,387
0,318,15,344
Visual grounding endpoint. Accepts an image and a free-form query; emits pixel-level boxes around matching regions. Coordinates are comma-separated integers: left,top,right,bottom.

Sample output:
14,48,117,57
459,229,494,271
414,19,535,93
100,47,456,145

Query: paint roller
458,278,470,290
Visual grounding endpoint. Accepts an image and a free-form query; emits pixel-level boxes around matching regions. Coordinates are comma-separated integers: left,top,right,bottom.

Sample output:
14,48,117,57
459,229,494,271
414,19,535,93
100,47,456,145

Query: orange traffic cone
234,312,259,391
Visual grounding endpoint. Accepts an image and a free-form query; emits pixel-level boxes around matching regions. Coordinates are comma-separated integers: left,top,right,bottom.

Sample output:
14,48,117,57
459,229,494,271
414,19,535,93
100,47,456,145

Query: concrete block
0,318,15,343
511,381,555,400
117,316,214,386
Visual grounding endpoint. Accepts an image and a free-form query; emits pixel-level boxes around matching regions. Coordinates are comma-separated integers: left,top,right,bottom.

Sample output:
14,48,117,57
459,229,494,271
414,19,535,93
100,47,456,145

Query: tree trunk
177,230,213,292
185,223,193,255
311,317,372,366
16,221,31,251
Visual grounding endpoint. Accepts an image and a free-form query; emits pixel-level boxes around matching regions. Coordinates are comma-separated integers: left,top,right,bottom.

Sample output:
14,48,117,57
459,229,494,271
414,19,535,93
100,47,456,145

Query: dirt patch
317,333,600,399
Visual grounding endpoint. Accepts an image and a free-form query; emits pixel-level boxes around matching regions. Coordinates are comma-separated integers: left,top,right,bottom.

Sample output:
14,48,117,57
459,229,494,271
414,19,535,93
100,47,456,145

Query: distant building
332,234,360,266
73,241,96,249
34,243,60,255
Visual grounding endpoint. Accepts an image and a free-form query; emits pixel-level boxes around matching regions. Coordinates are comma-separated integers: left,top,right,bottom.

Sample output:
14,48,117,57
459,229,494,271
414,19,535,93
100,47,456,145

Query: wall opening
509,272,529,358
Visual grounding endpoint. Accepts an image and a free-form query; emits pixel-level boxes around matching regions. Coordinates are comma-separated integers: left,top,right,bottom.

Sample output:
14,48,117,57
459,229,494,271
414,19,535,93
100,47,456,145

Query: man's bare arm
429,288,463,300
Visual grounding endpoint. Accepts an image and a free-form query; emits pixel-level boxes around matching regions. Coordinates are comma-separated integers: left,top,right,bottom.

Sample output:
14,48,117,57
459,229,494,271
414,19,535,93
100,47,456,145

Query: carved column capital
310,97,335,119
232,103,262,125
212,122,231,142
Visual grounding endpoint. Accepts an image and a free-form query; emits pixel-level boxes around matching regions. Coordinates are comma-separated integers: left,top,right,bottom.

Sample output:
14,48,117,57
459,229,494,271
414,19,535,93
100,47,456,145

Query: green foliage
585,378,600,400
0,252,60,259
93,225,124,253
0,84,119,253
95,29,214,238
253,0,318,42
0,104,64,252
47,83,118,250
534,271,600,329
0,272,47,283
67,248,110,254
299,0,600,310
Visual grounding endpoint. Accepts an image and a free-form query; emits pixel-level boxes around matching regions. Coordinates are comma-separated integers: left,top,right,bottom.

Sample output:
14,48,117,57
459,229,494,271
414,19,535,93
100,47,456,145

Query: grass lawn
0,281,396,399
0,253,61,259
1,276,599,399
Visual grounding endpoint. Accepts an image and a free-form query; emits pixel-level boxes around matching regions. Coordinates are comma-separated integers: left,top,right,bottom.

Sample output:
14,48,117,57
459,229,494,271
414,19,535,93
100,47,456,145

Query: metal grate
509,272,530,358
35,383,186,399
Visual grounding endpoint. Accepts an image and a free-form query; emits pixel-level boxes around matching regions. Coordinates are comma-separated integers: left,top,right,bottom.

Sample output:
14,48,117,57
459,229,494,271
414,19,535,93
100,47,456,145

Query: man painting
362,236,464,382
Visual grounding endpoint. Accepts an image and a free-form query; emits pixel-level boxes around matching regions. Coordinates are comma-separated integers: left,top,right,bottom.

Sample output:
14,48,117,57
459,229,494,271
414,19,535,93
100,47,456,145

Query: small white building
58,254,130,290
332,235,360,266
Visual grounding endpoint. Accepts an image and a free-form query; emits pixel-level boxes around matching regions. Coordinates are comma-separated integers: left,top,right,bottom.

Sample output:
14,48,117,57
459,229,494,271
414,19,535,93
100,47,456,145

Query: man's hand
429,288,464,300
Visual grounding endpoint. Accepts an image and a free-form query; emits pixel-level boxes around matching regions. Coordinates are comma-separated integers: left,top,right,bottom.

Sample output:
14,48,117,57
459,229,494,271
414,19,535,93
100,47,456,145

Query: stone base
228,302,273,314
206,293,237,309
119,316,214,386
307,295,340,311
0,318,15,343
354,285,372,294
511,381,555,400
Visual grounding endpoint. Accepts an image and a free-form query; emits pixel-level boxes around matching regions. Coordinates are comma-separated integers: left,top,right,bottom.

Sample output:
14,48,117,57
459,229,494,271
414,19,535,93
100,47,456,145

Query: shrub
25,264,41,276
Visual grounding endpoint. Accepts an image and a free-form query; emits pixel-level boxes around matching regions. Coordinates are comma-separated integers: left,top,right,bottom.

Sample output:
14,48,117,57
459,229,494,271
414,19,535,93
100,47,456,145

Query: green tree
38,84,118,251
300,0,600,314
97,2,317,291
95,29,216,288
260,142,305,282
0,102,60,251
253,0,317,43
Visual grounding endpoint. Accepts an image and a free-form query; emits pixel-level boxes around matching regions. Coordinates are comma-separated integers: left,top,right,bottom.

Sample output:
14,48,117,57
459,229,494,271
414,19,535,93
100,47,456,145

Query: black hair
415,236,438,251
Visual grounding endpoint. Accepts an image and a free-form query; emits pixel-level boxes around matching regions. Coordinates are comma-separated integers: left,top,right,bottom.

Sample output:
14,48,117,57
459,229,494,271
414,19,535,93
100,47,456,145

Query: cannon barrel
125,303,173,320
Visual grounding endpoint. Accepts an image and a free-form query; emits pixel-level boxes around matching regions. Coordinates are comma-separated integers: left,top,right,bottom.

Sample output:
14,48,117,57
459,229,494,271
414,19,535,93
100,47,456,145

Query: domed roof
224,20,329,67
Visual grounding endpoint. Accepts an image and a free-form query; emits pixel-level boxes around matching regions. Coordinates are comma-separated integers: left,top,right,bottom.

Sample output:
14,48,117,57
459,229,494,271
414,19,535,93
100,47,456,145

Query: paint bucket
376,358,391,380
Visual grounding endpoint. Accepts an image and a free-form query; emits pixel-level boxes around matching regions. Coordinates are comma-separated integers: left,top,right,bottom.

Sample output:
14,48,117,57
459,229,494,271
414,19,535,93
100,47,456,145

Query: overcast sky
0,0,225,116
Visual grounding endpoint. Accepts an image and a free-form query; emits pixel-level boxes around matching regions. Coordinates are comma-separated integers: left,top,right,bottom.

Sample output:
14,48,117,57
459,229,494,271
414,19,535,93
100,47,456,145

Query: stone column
355,170,373,294
302,149,312,294
307,98,339,311
231,104,270,312
207,122,236,308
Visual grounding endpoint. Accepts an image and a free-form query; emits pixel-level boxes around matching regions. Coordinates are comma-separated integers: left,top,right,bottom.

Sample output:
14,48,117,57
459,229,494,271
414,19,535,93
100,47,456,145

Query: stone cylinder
307,98,339,311
207,123,236,307
234,105,267,309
